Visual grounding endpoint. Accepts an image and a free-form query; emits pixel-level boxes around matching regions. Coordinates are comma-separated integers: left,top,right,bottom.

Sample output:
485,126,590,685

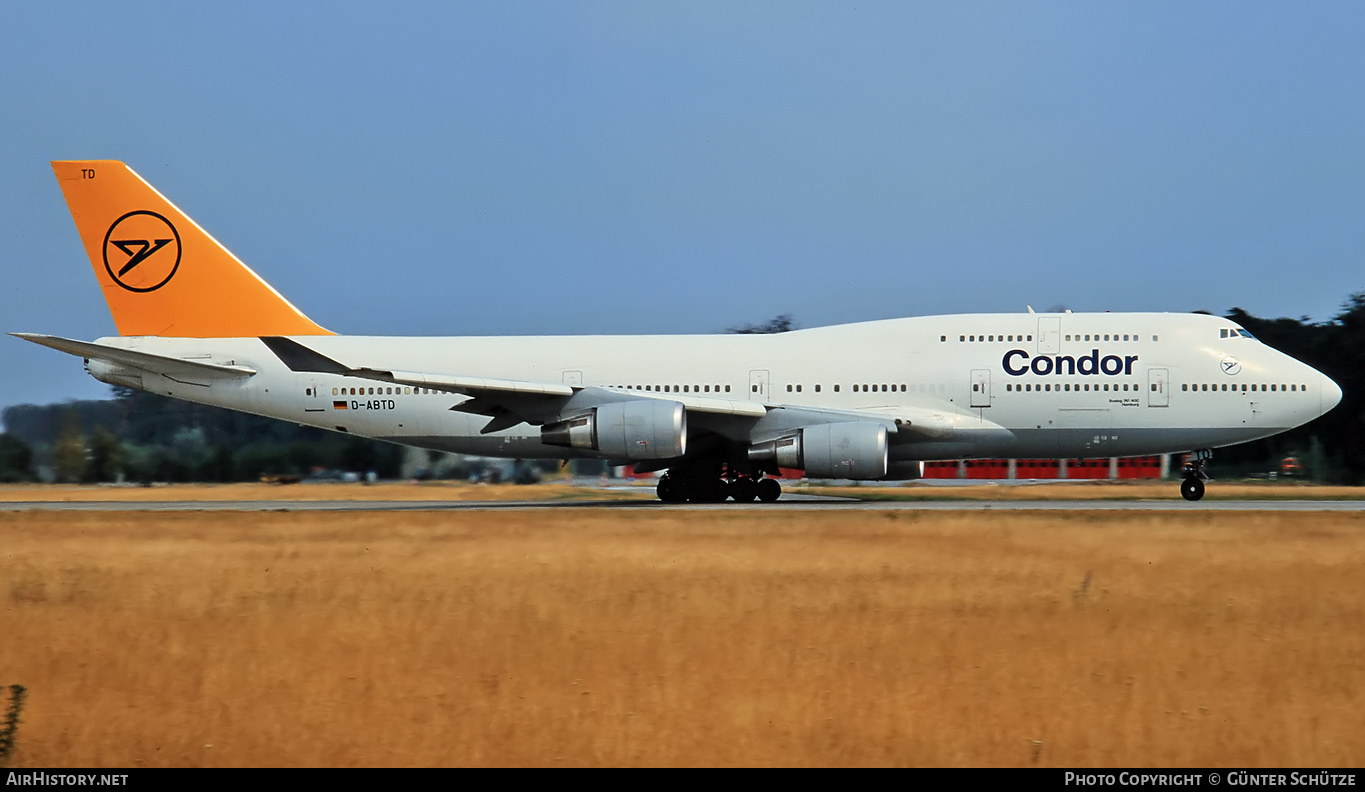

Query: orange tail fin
51,160,331,337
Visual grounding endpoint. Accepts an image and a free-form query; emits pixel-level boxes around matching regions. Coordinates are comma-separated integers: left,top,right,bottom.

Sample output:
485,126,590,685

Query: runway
4,496,1365,512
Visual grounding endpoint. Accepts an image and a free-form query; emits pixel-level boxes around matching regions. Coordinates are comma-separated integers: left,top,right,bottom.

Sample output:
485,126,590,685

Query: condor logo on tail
102,210,181,292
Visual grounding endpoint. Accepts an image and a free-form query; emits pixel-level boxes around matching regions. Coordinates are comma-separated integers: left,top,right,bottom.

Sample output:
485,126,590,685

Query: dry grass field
2,508,1363,767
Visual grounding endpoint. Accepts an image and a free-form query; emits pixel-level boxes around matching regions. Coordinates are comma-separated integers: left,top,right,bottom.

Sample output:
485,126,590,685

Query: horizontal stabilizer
11,333,256,379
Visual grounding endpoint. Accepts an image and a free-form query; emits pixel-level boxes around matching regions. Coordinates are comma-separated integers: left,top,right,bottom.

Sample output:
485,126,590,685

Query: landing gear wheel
756,477,782,503
657,475,686,503
691,479,730,503
1180,477,1205,502
731,478,758,503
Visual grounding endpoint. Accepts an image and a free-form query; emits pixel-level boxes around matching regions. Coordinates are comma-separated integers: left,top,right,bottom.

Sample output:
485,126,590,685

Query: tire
1180,477,1205,502
657,475,686,503
731,478,758,502
756,477,782,503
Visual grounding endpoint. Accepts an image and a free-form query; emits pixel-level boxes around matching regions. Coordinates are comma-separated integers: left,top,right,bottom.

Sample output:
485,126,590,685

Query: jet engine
541,399,687,460
748,421,888,479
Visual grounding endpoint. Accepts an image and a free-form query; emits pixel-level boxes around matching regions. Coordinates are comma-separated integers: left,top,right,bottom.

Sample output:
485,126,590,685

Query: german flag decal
333,400,348,410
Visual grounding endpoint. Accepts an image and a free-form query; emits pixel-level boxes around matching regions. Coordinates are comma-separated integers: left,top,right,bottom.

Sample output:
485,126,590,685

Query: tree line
1,296,1362,483
0,388,404,484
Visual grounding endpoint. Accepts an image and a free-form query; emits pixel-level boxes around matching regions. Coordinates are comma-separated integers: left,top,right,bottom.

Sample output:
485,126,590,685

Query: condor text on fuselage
1002,348,1140,378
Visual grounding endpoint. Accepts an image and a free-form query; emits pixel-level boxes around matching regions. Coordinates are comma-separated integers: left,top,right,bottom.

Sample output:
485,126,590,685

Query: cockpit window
1237,329,1255,339
1220,328,1257,340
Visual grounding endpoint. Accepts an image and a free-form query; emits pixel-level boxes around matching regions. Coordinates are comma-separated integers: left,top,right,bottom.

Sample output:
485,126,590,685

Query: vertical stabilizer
51,160,331,337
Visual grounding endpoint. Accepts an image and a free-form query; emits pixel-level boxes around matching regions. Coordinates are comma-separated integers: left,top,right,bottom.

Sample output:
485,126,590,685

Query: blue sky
3,2,1364,414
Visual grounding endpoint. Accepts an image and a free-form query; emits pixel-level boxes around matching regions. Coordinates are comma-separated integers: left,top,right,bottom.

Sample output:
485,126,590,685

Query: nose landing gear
1179,449,1212,502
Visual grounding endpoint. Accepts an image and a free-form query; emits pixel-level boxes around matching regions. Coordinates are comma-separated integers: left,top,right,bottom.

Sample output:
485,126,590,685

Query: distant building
923,455,1168,480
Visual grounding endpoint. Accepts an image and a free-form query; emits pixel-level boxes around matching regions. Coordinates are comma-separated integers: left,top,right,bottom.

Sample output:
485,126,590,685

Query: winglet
51,161,331,337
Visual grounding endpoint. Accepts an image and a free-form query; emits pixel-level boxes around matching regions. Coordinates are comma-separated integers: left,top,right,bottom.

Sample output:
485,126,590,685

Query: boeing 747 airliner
15,161,1343,502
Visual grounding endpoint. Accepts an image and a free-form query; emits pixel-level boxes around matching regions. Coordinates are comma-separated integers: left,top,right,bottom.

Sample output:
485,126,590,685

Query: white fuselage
89,311,1341,470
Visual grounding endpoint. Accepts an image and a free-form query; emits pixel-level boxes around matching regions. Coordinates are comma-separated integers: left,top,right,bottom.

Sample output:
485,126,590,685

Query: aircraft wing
261,337,766,433
11,333,257,379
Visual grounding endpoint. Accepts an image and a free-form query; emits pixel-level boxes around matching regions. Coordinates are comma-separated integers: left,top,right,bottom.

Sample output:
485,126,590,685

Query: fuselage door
970,368,991,408
1148,368,1169,407
1038,317,1061,354
562,370,583,387
748,369,770,402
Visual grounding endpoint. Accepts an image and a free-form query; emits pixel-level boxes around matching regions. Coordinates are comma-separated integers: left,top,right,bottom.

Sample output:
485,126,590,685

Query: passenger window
786,384,792,392
332,388,338,395
796,385,803,393
1182,384,1188,391
941,335,946,342
725,385,730,392
960,335,965,342
815,385,821,393
1271,384,1276,392
834,385,840,393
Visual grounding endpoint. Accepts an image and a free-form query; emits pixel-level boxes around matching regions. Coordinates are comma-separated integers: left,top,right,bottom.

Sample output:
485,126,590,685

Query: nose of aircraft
1321,372,1343,415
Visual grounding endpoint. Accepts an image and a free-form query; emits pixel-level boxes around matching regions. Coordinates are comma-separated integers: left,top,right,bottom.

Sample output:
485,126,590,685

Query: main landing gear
656,468,783,504
1179,449,1212,502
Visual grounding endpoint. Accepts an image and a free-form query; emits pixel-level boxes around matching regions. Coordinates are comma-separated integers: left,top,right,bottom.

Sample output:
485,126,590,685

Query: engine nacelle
541,400,687,460
748,421,888,479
